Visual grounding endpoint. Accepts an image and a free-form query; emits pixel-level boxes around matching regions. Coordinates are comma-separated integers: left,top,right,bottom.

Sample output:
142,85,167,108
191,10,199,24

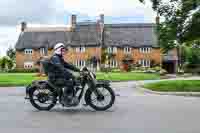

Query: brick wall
64,47,101,63
16,47,161,69
16,49,52,69
133,48,162,64
109,47,161,68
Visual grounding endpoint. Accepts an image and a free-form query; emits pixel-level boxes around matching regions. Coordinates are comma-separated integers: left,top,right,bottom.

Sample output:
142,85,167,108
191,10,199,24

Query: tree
0,56,14,71
139,0,200,46
184,44,200,65
139,0,200,69
0,57,8,70
6,47,16,60
7,58,14,70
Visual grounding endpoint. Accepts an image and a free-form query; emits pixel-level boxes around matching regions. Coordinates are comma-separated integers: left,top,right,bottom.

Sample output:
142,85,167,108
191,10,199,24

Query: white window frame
76,46,85,53
24,62,34,69
24,49,33,55
109,60,118,68
138,59,151,67
124,47,131,53
75,60,86,68
107,47,117,53
139,47,152,53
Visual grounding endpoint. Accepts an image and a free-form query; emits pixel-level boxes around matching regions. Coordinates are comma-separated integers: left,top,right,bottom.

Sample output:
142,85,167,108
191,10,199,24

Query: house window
107,47,117,53
138,59,151,67
109,60,118,68
24,62,34,69
24,49,33,54
76,46,85,53
124,47,131,53
139,47,152,53
75,60,86,68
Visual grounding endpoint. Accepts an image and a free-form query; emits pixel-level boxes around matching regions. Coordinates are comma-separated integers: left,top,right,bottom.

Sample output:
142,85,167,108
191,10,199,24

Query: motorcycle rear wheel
29,86,57,111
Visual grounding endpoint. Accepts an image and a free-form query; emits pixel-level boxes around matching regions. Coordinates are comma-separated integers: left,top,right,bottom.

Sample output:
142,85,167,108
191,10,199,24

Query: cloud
0,26,20,56
64,0,156,22
0,0,157,56
0,0,66,26
0,0,156,26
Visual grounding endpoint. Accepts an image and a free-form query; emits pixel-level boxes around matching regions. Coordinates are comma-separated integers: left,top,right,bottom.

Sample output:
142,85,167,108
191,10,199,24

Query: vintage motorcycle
25,66,115,111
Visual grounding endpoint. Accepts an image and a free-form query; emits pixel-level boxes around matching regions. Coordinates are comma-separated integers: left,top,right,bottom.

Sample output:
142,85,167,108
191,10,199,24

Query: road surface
0,81,200,133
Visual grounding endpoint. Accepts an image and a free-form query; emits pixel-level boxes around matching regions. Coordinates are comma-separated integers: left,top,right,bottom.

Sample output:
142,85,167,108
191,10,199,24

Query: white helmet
54,43,65,55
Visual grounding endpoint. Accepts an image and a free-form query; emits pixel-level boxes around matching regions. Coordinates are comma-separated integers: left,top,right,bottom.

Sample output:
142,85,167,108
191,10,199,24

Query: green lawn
0,72,160,87
0,73,39,87
144,80,200,92
96,72,160,81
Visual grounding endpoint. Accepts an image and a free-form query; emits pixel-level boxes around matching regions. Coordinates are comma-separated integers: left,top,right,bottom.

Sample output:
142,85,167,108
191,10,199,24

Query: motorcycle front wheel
85,86,115,111
29,86,57,111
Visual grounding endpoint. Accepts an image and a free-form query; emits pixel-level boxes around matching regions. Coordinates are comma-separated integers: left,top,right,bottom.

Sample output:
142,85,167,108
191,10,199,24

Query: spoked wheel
29,86,57,111
85,86,115,111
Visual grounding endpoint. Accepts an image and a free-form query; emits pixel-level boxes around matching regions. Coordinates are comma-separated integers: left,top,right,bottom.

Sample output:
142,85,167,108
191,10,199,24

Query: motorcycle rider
49,43,80,106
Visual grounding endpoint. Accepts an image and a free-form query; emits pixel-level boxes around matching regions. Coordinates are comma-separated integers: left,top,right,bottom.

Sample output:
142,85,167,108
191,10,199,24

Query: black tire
29,86,57,111
85,86,115,111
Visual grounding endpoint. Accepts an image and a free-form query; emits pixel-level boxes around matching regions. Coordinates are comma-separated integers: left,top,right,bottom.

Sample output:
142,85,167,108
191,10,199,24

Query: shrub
185,47,200,65
177,69,184,75
111,68,121,72
8,68,39,73
145,69,156,73
100,67,111,73
183,64,200,74
152,66,161,72
159,69,167,76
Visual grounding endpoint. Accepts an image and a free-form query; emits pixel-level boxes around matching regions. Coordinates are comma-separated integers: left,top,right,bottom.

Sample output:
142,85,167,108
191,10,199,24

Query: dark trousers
49,70,75,97
63,70,75,97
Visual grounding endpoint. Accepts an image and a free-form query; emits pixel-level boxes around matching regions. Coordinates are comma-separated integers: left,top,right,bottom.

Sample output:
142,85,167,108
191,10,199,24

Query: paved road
1,81,200,133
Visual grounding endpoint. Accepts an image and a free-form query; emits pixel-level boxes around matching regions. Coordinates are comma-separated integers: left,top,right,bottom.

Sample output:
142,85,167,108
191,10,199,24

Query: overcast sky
0,0,156,56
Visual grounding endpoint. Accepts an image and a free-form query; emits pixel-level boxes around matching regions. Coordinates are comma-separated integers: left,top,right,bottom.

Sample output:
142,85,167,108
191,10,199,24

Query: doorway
162,61,176,74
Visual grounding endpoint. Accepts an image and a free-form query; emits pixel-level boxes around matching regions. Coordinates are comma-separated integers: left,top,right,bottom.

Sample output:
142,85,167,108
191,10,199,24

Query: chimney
21,22,27,32
156,15,160,24
71,14,77,29
97,14,105,46
100,14,104,24
98,14,104,34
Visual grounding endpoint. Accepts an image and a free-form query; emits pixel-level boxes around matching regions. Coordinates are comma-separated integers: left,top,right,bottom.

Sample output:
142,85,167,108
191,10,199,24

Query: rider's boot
61,87,79,106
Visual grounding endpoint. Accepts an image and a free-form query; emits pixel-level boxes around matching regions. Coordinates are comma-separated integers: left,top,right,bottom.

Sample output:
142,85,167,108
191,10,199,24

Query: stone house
15,14,177,73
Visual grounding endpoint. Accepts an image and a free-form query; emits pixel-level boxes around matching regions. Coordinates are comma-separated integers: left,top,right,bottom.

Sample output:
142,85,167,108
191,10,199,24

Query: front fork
25,84,32,100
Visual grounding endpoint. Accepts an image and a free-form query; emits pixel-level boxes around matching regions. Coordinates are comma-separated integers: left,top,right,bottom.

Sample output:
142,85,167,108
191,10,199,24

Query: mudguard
96,80,110,87
25,80,53,99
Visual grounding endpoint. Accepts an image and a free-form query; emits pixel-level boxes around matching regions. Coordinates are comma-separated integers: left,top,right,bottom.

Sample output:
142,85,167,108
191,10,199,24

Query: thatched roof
15,23,158,50
104,23,158,48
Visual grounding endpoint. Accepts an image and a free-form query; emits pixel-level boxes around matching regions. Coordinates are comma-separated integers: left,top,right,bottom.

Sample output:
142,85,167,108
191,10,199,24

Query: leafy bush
177,69,184,75
111,68,121,72
159,69,167,76
100,67,111,73
8,68,39,73
185,46,200,65
133,63,143,71
0,56,15,71
183,64,200,74
145,69,157,73
151,66,161,72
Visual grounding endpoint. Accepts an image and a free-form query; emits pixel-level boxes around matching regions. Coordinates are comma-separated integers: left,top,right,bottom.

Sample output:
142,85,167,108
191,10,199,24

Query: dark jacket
48,54,80,84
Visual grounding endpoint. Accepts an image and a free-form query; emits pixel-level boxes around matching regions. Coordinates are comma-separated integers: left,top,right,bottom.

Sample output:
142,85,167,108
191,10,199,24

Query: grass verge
0,72,160,87
144,80,200,92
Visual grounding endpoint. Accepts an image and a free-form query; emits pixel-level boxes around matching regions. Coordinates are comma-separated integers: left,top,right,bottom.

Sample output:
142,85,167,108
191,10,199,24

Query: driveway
1,81,200,133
